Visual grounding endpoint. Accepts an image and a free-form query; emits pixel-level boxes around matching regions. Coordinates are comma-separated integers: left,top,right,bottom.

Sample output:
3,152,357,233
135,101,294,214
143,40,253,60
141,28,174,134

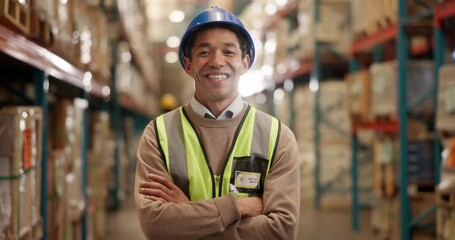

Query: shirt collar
190,95,245,120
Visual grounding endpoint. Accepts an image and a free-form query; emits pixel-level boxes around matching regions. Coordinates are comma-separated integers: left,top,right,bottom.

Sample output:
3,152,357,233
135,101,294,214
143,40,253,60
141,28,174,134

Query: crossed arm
139,174,263,218
134,123,300,240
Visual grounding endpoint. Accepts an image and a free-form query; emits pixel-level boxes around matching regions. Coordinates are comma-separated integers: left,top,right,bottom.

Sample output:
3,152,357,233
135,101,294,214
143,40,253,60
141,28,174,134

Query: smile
206,74,228,80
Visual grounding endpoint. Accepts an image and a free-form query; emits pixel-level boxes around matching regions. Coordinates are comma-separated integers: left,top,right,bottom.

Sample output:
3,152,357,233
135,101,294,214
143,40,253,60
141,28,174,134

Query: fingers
140,188,172,202
143,194,166,203
139,182,173,202
139,174,190,203
147,174,176,190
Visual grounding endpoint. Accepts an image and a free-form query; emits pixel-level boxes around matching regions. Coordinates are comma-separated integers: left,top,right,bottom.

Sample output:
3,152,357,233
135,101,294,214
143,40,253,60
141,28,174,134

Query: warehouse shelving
0,19,112,239
349,1,449,239
266,0,351,209
106,3,156,210
311,0,351,209
0,2,155,240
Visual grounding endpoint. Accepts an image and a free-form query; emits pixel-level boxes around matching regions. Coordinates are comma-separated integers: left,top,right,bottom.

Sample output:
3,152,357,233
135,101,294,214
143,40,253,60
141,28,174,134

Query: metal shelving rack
265,0,352,209
312,0,352,209
0,22,108,240
107,3,155,210
434,1,455,185
349,1,452,238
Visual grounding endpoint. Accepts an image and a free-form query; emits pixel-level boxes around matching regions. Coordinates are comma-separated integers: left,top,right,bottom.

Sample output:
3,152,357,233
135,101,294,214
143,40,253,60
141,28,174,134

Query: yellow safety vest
155,105,280,201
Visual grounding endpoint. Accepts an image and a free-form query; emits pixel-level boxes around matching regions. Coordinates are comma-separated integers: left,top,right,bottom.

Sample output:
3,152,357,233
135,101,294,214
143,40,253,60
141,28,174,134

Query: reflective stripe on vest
155,106,280,201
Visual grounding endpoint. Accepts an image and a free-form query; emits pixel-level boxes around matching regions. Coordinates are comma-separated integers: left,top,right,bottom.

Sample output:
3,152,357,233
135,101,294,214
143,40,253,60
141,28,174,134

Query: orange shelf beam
434,1,455,28
351,24,398,55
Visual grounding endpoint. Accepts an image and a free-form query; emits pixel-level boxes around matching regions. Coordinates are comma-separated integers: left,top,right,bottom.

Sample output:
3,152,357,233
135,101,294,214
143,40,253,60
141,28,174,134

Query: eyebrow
195,42,239,49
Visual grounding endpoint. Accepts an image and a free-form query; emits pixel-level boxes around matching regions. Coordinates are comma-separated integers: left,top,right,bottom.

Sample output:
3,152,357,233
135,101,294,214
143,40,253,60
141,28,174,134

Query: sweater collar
190,95,245,120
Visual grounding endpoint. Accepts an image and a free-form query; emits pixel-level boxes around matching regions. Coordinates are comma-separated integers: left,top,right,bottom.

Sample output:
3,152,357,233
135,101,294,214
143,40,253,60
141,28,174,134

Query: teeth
207,74,227,80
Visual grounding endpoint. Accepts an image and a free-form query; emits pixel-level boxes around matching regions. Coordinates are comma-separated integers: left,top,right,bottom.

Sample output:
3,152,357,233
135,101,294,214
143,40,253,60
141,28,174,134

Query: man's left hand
139,174,190,203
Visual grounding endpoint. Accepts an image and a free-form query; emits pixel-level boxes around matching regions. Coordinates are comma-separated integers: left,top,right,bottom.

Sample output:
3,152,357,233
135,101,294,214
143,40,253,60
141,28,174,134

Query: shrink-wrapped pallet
370,61,397,117
0,107,42,239
436,64,455,132
346,70,372,122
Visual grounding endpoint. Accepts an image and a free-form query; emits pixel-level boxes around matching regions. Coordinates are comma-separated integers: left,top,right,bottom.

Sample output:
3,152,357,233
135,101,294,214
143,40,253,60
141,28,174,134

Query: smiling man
134,6,300,240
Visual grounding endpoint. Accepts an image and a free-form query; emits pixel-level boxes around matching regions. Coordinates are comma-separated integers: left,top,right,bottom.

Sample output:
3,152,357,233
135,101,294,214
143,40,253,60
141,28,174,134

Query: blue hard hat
178,6,255,68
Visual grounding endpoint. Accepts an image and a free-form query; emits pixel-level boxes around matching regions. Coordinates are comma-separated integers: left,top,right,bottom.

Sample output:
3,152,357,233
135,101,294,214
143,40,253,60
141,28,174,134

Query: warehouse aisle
105,195,146,240
297,200,375,240
106,196,375,239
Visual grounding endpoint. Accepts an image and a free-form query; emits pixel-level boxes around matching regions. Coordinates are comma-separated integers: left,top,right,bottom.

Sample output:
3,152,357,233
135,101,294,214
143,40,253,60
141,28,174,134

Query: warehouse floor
106,195,376,240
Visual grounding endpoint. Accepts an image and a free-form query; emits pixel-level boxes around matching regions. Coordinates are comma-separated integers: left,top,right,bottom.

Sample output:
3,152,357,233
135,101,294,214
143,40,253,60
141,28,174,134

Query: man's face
183,27,250,106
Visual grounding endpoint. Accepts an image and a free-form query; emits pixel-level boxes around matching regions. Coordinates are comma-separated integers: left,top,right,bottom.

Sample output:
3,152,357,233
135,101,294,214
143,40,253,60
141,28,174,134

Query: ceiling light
255,93,267,105
275,0,288,7
166,36,181,48
169,10,185,23
265,4,277,15
283,79,294,91
165,52,179,63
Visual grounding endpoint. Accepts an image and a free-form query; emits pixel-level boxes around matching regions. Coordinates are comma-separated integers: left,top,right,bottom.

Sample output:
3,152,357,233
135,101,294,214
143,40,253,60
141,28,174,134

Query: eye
224,50,235,56
197,50,210,57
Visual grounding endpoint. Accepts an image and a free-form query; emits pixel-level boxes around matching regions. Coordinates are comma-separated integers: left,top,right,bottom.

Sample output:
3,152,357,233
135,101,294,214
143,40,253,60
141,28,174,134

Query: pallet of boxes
346,60,438,239
0,107,43,240
48,99,86,240
435,64,455,240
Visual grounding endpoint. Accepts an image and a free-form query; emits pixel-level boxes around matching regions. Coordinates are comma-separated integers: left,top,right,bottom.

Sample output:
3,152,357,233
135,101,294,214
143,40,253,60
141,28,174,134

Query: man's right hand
235,196,263,218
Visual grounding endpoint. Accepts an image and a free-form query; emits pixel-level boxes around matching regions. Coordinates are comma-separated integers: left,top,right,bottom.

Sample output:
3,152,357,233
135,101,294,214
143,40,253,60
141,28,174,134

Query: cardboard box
436,64,455,132
346,70,372,122
0,107,42,239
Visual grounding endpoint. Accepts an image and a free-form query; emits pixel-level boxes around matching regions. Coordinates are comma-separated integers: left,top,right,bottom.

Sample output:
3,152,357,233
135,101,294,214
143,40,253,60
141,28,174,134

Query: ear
183,57,192,74
241,54,250,74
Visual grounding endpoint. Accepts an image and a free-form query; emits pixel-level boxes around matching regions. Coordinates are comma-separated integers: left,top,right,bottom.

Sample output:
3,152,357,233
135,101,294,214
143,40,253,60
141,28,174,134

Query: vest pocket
229,156,268,197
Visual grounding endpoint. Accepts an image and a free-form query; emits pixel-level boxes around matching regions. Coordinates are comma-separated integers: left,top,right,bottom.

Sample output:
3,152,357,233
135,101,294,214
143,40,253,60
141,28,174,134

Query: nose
208,51,225,68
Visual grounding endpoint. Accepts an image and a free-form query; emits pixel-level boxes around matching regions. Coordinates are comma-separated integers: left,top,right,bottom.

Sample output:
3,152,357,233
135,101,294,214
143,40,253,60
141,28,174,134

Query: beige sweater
134,104,300,240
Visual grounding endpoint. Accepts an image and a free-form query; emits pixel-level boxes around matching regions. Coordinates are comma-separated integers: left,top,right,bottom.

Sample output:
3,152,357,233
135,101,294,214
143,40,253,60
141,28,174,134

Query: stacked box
274,89,291,128
294,84,314,143
371,197,399,239
293,82,359,207
49,0,75,63
346,70,372,122
370,61,397,118
85,7,112,85
371,193,436,239
369,60,435,118
436,64,455,132
88,111,115,239
295,81,351,143
295,0,350,60
53,98,86,239
71,0,91,70
374,138,399,198
408,140,436,185
0,107,42,240
437,208,455,240
318,80,351,144
407,61,435,115
0,0,31,34
351,0,370,37
47,150,68,240
319,142,352,209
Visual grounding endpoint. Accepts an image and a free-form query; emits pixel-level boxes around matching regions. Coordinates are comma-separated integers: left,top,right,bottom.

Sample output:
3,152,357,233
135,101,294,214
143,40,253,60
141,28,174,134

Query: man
134,6,300,239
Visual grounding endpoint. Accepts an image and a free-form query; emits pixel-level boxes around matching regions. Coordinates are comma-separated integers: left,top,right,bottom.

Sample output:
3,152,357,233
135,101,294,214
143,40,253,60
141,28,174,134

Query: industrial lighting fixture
165,51,179,63
169,10,185,23
166,36,181,48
